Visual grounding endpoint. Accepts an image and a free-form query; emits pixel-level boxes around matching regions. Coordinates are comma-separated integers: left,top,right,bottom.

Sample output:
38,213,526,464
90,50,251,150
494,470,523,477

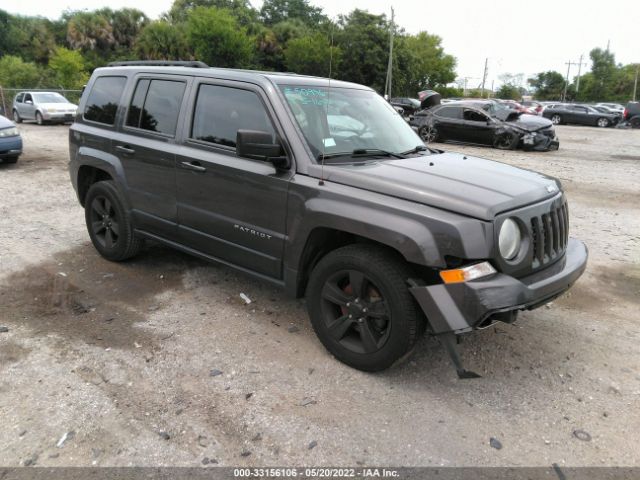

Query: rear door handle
181,161,207,173
115,145,135,155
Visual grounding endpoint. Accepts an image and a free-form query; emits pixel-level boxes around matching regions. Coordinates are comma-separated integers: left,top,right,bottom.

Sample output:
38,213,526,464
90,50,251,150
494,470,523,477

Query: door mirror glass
236,130,289,169
25,100,33,105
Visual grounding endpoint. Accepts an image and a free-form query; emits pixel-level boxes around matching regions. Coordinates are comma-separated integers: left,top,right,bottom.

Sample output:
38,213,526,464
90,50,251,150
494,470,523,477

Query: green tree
260,0,327,26
393,32,456,96
48,46,89,89
101,8,149,49
66,11,115,52
580,48,616,101
186,7,254,67
166,0,258,29
335,10,389,92
496,84,521,100
0,56,42,88
135,21,191,60
284,33,340,77
527,71,565,100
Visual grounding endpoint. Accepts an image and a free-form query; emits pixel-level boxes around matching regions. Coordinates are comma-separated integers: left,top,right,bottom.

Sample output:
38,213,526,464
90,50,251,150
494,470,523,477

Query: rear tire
12,110,22,123
84,180,143,262
306,244,423,372
418,124,440,143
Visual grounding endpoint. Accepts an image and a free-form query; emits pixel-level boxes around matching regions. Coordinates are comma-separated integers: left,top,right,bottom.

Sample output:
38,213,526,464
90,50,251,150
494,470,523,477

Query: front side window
16,93,24,103
84,76,127,125
463,109,488,122
279,85,420,159
126,79,186,135
191,84,275,148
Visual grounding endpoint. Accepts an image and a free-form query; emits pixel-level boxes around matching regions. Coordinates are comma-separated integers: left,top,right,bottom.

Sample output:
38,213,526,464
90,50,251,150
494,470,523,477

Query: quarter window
126,79,186,135
84,76,126,125
191,84,275,149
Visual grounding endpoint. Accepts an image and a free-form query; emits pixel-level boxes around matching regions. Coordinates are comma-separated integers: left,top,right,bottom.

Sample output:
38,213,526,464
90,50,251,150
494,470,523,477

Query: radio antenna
319,24,335,186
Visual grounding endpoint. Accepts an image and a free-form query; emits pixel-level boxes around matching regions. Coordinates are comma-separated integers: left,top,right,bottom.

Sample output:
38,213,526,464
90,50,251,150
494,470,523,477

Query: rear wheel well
77,166,113,206
295,228,439,298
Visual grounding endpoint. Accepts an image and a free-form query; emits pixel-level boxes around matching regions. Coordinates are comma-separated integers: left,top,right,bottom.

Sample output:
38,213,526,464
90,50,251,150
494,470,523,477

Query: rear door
175,80,292,279
112,75,190,239
433,105,464,139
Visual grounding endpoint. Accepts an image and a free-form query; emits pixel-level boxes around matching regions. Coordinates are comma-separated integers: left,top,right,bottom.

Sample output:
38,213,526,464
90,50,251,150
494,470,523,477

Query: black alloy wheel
90,195,120,250
84,180,143,261
319,269,392,355
306,245,423,372
493,132,518,150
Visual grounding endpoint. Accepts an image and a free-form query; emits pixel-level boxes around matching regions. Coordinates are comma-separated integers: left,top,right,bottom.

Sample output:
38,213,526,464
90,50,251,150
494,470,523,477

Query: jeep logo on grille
234,224,272,240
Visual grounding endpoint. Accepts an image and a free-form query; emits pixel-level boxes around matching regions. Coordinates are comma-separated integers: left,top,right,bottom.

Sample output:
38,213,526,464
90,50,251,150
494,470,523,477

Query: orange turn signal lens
439,262,497,284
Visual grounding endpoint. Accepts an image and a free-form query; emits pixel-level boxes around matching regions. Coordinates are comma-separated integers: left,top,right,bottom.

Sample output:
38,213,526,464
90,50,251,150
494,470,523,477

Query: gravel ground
0,123,639,467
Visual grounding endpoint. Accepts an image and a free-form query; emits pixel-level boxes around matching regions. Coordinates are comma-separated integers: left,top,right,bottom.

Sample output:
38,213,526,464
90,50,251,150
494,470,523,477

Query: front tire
2,156,18,164
550,114,562,125
306,244,423,372
493,131,519,150
418,124,440,143
36,112,44,125
84,181,143,262
630,116,640,129
596,117,609,128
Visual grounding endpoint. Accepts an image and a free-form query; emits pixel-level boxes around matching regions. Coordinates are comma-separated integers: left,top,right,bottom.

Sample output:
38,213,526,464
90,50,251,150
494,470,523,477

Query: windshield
33,93,69,104
279,85,422,159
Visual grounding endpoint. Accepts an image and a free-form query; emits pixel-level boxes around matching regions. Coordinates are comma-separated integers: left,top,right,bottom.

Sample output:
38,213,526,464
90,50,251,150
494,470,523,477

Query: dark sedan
0,114,22,164
410,101,559,151
390,97,421,116
542,104,619,127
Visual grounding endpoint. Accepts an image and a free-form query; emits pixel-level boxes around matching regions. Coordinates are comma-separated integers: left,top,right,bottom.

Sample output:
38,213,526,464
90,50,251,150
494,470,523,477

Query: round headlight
499,218,521,260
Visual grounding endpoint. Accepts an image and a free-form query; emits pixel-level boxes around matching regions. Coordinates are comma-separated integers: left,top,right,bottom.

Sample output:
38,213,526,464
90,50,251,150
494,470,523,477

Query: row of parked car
390,94,640,152
0,91,80,165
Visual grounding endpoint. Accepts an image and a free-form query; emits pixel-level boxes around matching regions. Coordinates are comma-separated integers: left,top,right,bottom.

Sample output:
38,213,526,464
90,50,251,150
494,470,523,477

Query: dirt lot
1,123,639,467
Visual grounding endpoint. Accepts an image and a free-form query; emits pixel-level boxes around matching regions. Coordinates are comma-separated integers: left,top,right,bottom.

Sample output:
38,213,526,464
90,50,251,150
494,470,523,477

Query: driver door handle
115,145,135,155
181,161,207,173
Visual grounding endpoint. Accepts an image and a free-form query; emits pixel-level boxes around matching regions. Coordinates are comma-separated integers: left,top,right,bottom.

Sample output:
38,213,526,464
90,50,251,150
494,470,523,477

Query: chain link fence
0,87,83,118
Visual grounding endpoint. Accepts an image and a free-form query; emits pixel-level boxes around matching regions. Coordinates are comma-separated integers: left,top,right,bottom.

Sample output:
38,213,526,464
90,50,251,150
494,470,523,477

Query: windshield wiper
351,148,406,159
400,145,432,155
317,149,406,162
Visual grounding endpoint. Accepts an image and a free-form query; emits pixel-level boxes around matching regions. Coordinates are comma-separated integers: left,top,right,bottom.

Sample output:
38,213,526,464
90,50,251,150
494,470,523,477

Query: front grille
530,202,569,268
540,127,555,138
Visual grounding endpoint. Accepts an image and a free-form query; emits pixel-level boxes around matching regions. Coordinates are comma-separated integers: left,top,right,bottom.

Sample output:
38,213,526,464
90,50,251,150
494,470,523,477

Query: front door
175,81,292,279
21,93,36,120
113,76,190,239
462,108,494,144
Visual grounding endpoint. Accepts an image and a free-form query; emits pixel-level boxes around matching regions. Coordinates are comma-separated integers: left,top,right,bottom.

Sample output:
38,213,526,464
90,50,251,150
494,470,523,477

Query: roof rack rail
107,60,209,68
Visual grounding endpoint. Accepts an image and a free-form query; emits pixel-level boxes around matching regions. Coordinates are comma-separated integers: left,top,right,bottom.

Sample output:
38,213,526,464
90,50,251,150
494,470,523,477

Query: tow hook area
438,333,481,379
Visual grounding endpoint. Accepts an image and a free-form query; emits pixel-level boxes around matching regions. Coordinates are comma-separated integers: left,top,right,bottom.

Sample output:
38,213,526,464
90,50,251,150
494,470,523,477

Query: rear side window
191,84,275,149
84,76,127,125
126,79,186,135
435,106,461,119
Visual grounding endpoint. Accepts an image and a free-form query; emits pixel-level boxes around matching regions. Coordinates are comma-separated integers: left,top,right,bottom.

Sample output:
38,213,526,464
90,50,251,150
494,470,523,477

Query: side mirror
236,129,289,169
25,100,33,105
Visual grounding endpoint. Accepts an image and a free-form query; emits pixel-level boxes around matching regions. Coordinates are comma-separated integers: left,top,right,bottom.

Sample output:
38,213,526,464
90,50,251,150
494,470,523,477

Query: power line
562,59,586,101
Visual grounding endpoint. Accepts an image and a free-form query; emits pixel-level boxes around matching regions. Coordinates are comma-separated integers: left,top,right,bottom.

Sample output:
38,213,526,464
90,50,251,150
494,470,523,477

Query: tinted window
16,93,24,103
191,84,275,148
24,93,33,103
435,106,461,119
84,76,126,125
463,109,488,122
126,79,185,135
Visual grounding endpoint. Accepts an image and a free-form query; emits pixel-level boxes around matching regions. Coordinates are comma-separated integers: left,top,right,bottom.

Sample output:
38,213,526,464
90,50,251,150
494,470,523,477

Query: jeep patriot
69,61,588,375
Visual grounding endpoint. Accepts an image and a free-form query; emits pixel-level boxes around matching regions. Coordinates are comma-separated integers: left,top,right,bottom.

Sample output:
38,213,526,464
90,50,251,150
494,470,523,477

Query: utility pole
481,58,488,98
384,7,395,100
634,64,639,102
563,59,584,101
575,54,587,93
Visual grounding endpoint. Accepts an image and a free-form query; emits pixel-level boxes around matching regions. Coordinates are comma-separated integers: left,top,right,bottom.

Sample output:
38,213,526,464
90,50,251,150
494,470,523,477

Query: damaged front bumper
521,131,559,151
410,238,588,335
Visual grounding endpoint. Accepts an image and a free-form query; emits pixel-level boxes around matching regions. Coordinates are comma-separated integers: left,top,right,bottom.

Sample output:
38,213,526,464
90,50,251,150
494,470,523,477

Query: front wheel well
295,228,440,298
77,166,113,206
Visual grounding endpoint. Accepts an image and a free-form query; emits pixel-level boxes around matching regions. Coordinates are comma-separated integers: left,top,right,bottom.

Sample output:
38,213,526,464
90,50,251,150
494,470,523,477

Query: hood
38,102,77,111
312,153,561,221
0,114,15,129
501,112,552,131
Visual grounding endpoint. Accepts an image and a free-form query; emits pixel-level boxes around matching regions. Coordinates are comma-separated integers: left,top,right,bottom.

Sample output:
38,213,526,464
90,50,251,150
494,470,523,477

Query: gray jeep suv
69,61,588,375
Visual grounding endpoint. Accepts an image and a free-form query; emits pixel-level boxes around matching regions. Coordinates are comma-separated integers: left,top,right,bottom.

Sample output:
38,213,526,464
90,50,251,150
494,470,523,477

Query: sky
4,0,639,88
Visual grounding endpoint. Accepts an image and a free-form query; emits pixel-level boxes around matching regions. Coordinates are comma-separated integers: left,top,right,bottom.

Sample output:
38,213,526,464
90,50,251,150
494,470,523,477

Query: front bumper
0,135,23,159
521,131,559,151
410,238,588,334
42,111,75,122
